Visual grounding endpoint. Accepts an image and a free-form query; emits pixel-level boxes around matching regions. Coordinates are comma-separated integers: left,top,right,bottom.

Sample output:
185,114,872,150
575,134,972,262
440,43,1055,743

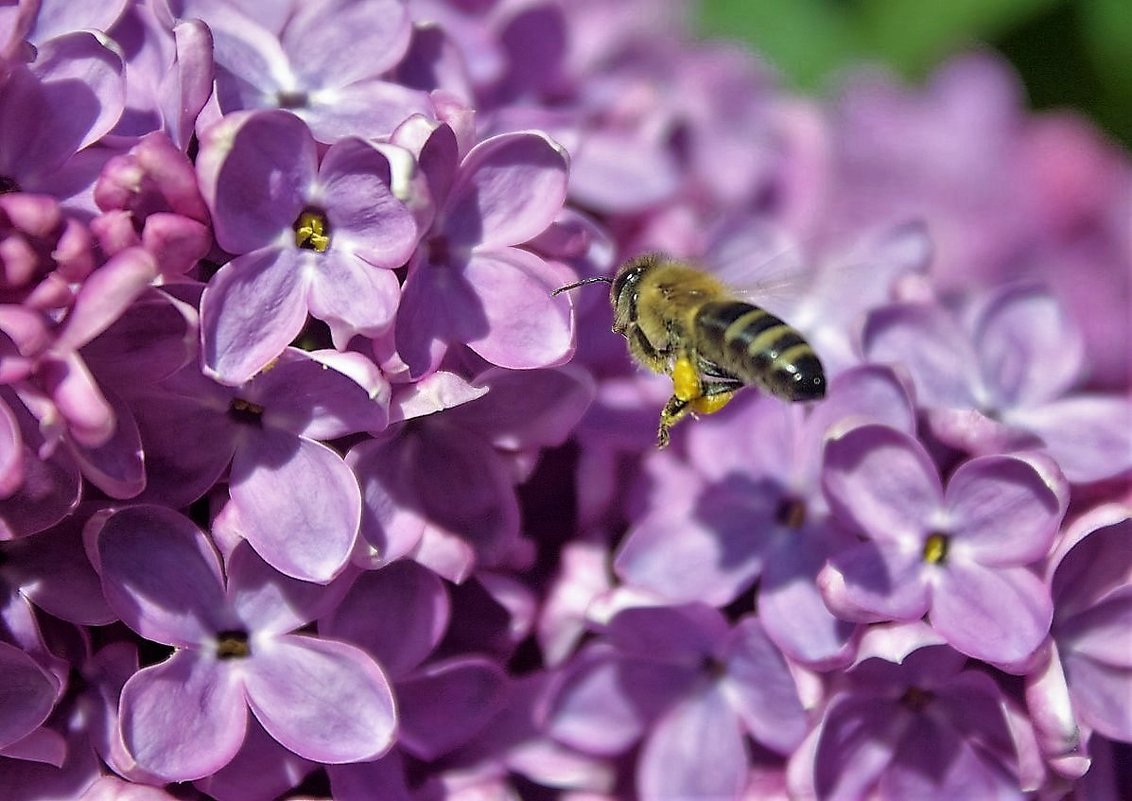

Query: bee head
610,253,660,334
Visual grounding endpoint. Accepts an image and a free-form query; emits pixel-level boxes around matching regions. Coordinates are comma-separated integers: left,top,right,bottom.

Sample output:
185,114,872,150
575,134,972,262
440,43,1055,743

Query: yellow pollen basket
295,211,330,252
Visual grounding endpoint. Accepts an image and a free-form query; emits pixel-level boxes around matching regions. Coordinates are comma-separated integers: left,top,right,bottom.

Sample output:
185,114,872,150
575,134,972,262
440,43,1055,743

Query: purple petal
80,288,197,388
444,132,569,249
568,129,681,213
0,641,59,750
95,504,231,645
974,285,1084,407
813,694,902,800
306,251,402,344
397,657,509,759
1008,396,1132,484
347,437,428,567
862,303,982,409
606,604,730,663
637,684,747,801
721,617,808,754
1060,588,1132,669
119,651,247,782
298,79,433,143
946,454,1064,565
820,542,931,622
56,248,157,351
194,717,316,801
319,561,449,679
195,109,314,254
226,542,345,635
931,564,1052,666
69,390,145,499
243,634,396,763
462,248,576,369
41,351,114,448
229,430,360,583
200,248,308,385
283,0,411,85
822,424,940,546
1062,649,1132,741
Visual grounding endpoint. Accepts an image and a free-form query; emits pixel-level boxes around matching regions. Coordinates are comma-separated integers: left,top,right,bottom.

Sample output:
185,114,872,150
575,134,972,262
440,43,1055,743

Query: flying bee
554,253,826,448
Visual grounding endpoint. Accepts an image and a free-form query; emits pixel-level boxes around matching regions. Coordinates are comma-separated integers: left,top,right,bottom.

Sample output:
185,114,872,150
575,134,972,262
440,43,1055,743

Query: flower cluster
0,1,1129,800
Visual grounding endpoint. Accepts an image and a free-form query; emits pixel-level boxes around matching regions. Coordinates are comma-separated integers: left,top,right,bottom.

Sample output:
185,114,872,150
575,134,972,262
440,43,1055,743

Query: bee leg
627,326,669,374
691,380,741,416
657,395,692,449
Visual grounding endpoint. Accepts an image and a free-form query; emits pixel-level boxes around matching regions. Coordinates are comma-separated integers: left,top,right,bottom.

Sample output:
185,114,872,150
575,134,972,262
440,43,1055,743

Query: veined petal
1008,396,1132,484
243,635,396,763
200,248,307,386
119,651,247,782
306,251,402,344
227,542,344,635
444,132,569,249
230,430,360,583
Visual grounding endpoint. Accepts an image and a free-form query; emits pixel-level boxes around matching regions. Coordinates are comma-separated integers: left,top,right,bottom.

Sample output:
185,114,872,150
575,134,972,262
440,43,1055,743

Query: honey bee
555,253,826,447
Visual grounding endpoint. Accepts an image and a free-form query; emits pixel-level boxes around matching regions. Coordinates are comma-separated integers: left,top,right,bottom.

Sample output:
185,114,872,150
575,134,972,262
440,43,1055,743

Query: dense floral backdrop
0,1,1129,799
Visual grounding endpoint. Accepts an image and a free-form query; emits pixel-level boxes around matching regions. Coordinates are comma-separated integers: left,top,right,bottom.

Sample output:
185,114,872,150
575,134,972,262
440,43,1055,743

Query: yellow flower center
295,210,330,252
922,532,949,564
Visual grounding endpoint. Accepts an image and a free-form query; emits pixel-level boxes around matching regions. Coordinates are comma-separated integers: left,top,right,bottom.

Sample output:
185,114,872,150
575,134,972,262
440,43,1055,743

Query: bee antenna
551,276,614,296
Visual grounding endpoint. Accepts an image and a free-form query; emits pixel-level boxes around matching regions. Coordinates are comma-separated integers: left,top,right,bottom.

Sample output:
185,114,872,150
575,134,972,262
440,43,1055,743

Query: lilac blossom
93,504,397,782
820,423,1069,667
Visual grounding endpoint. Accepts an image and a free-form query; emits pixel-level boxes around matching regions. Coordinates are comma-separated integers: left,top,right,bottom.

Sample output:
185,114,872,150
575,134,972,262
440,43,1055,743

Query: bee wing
705,220,815,320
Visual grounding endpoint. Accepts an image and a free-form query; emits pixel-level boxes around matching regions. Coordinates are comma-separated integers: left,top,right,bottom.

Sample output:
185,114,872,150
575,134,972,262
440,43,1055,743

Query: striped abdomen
694,300,825,401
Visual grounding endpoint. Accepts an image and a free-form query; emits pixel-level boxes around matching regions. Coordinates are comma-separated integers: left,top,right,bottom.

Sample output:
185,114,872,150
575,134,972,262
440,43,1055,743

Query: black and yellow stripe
694,300,825,401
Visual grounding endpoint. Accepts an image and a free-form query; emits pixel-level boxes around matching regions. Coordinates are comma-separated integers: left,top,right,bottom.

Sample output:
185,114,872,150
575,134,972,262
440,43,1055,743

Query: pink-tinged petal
167,19,216,152
614,510,762,608
320,561,448,680
284,0,411,85
819,542,931,622
462,248,575,369
70,391,145,499
120,651,247,782
975,286,1084,407
1023,643,1083,765
722,617,808,754
1008,396,1132,484
946,454,1065,565
637,684,747,801
862,303,983,409
542,649,693,755
813,695,904,800
318,137,417,267
95,505,232,644
931,564,1052,666
243,634,396,763
347,438,427,567
0,641,59,750
924,406,1031,455
538,541,613,667
388,370,488,423
822,424,940,546
250,350,389,439
40,352,114,448
56,248,157,351
141,213,211,276
306,250,402,344
298,79,433,143
410,525,476,584
1062,651,1132,741
444,132,569,249
195,109,314,254
227,542,345,635
199,249,307,385
397,657,509,759
230,430,360,583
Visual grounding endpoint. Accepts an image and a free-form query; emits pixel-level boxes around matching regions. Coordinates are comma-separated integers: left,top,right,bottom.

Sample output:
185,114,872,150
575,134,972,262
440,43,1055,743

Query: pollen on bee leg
671,356,702,402
691,391,734,416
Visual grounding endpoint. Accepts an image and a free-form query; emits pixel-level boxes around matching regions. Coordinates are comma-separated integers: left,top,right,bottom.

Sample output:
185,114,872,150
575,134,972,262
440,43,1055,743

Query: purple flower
819,424,1068,667
864,285,1132,484
94,505,397,782
196,108,417,383
393,123,576,377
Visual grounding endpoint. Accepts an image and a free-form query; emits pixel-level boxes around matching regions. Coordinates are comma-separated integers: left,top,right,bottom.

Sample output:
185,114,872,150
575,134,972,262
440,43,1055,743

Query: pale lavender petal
200,249,307,385
822,424,940,546
284,0,411,85
0,642,58,750
298,79,433,143
863,303,983,409
195,109,314,254
1008,396,1132,484
1061,588,1132,668
813,695,902,800
637,684,747,801
95,504,232,645
606,604,729,663
568,130,681,213
306,251,402,343
319,561,449,680
393,260,473,378
388,370,488,423
347,438,428,567
397,657,509,759
56,248,157,351
946,454,1064,565
227,542,345,635
932,564,1052,665
31,0,129,41
120,651,247,782
41,351,114,447
1024,643,1082,763
168,20,216,152
820,542,931,622
230,430,360,583
974,285,1084,407
463,248,575,369
243,635,396,763
1062,650,1132,741
722,617,807,754
444,132,569,249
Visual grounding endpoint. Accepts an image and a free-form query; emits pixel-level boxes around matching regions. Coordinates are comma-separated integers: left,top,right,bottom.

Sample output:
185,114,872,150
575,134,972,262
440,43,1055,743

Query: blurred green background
697,0,1132,149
